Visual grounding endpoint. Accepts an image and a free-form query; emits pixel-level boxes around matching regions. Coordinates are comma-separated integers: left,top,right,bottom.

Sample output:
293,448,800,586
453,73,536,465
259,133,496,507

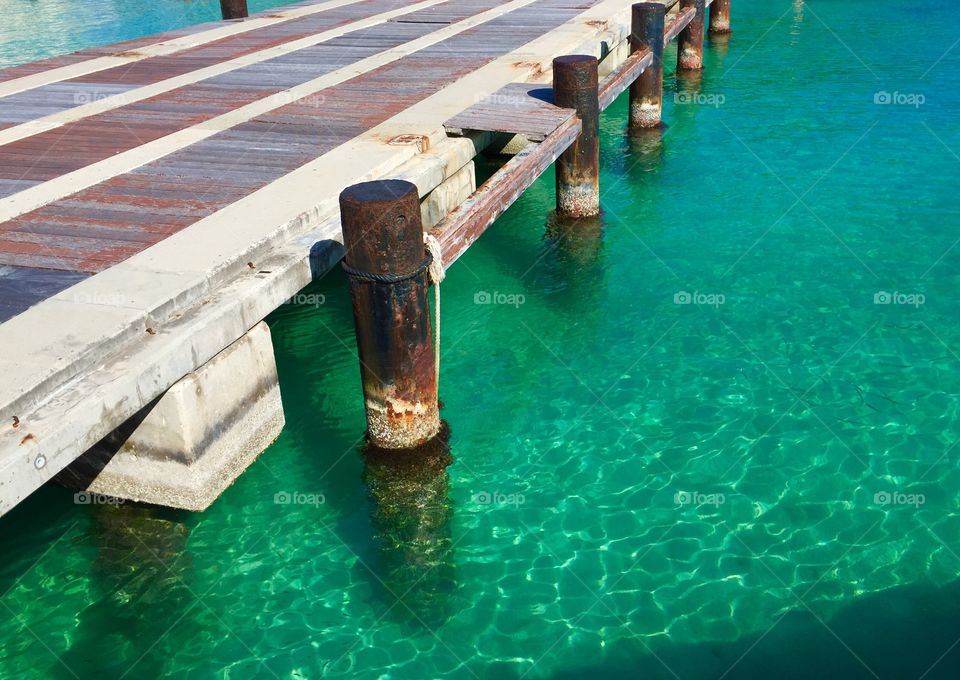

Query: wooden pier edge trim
599,49,653,111
665,5,698,45
430,116,582,267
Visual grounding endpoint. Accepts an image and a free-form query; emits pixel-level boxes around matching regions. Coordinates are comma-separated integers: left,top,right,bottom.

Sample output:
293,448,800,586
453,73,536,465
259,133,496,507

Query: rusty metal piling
629,3,667,129
678,0,706,70
220,0,249,20
554,55,600,218
709,0,732,34
340,180,440,450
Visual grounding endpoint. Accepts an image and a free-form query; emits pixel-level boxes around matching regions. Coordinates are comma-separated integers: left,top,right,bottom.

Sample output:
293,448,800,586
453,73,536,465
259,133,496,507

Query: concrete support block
57,321,284,511
420,161,477,229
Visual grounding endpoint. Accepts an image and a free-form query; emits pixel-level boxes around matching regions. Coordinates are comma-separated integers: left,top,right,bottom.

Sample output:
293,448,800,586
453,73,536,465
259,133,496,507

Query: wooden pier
0,0,723,513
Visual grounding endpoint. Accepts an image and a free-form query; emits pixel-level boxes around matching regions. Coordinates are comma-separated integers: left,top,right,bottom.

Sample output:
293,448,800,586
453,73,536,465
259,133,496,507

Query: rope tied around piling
341,252,433,284
423,233,445,395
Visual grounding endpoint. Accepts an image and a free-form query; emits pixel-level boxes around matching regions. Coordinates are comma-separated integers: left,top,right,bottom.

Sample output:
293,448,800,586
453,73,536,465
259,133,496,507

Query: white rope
424,233,445,395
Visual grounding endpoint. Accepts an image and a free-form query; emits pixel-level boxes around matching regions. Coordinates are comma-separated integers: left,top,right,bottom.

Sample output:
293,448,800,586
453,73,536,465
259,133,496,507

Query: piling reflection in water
540,210,608,313
627,126,666,174
708,26,731,53
792,0,805,43
56,503,195,678
675,67,704,102
545,210,605,270
361,422,457,628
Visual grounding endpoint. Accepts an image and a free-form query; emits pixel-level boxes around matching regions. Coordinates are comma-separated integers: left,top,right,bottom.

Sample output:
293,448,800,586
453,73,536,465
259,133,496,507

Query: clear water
3,0,960,678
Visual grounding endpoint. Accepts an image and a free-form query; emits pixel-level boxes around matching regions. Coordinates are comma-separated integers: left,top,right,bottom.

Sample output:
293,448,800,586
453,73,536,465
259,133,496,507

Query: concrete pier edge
56,322,284,511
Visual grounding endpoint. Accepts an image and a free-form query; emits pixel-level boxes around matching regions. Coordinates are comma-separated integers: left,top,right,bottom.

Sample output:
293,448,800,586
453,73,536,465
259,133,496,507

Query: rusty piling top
552,55,600,105
220,0,249,20
340,180,425,275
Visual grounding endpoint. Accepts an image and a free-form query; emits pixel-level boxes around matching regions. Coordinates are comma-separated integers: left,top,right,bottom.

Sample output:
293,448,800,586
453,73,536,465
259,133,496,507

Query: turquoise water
3,0,960,678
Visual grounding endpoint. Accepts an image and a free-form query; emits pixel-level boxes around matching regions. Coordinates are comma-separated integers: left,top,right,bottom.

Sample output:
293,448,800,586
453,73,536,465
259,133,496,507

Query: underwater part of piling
361,421,456,627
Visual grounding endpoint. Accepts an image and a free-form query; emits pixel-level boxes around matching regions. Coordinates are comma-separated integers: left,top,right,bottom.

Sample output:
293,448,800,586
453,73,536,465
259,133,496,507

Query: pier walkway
0,0,710,513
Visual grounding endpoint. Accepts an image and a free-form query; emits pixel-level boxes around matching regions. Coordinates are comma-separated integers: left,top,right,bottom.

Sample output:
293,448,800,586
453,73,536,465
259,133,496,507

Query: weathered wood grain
431,115,582,267
444,83,575,141
665,6,696,45
599,48,653,111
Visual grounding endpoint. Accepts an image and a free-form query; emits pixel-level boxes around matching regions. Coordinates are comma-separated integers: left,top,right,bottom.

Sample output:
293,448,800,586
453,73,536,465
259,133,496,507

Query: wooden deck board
0,266,88,322
444,82,573,141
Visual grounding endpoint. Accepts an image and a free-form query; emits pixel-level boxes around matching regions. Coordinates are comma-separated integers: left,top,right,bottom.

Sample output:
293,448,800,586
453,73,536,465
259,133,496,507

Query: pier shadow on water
52,504,197,679
359,422,459,630
543,576,960,680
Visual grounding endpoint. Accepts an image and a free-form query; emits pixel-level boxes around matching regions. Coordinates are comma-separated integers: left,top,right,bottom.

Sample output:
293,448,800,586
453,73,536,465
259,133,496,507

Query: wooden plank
444,82,575,141
430,115,582,267
598,48,653,111
0,266,88,322
665,6,696,44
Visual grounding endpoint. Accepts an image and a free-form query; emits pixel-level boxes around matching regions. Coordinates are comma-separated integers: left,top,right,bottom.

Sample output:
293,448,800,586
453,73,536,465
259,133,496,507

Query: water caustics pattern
2,0,960,678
